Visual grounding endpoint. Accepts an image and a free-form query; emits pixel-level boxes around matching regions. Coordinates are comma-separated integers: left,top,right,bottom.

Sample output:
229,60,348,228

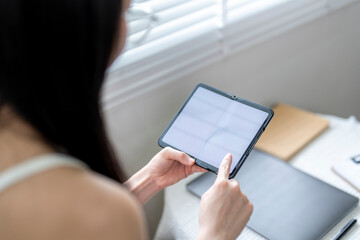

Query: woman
0,0,253,239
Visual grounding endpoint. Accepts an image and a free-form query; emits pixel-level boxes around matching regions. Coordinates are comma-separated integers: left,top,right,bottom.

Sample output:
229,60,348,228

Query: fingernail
188,158,195,164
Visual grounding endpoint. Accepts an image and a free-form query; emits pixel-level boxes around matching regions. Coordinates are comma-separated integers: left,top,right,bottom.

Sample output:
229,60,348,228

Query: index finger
216,153,232,181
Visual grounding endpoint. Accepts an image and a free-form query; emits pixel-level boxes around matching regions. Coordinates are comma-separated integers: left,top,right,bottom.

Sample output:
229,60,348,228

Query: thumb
162,147,195,166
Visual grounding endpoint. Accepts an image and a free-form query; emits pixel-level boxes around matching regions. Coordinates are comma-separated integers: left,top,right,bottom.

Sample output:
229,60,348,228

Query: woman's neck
0,106,55,172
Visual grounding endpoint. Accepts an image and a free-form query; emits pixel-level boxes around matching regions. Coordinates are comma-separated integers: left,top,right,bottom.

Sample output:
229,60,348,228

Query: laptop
187,150,358,240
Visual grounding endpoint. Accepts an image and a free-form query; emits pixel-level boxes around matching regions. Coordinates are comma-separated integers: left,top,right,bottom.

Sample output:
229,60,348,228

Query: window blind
327,0,358,8
103,0,359,110
223,0,330,54
104,0,220,109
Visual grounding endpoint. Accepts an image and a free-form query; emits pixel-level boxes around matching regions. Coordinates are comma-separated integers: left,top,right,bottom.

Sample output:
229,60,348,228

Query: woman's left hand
125,147,206,204
146,147,207,189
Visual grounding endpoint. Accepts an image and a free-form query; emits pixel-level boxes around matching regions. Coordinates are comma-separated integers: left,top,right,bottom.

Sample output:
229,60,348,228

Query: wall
104,2,360,238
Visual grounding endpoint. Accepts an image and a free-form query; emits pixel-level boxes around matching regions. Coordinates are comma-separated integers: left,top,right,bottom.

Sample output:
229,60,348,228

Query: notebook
255,103,329,161
332,155,360,192
187,150,358,240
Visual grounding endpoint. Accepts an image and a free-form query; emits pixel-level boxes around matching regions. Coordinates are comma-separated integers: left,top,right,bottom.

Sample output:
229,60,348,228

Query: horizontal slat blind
124,0,217,51
103,0,220,108
223,0,329,54
103,0,359,110
327,0,358,8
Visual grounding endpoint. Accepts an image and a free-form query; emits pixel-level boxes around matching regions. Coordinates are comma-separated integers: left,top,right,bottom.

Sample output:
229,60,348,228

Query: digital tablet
158,83,273,178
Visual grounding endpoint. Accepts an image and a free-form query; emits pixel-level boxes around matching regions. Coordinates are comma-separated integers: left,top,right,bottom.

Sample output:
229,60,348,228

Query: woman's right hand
197,153,253,240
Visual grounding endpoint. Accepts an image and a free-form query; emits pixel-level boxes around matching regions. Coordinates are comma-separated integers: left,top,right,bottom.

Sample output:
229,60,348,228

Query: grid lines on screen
162,87,268,172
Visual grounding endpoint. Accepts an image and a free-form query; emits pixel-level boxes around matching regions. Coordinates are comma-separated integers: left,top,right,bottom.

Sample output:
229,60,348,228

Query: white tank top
0,154,88,193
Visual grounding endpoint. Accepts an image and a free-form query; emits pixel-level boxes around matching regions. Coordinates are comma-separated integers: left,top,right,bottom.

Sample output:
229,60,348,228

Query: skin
0,105,147,240
198,154,253,240
0,0,253,239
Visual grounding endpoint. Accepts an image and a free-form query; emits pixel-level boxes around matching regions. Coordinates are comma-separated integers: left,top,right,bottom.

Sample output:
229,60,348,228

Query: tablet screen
160,85,272,175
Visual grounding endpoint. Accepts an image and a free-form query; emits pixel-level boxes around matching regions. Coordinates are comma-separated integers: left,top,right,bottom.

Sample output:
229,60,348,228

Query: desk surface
154,115,360,240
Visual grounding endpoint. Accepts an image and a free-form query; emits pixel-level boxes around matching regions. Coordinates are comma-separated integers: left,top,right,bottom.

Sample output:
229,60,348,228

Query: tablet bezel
158,83,274,178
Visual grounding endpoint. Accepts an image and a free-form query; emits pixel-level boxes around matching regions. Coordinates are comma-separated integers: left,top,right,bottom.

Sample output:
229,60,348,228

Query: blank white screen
162,87,269,172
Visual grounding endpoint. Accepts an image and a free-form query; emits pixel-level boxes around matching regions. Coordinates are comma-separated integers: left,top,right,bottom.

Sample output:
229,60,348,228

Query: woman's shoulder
0,165,148,240
60,168,148,240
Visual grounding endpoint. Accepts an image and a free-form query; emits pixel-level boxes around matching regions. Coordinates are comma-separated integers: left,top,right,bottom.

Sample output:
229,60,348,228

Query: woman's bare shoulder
0,167,148,240
61,168,148,240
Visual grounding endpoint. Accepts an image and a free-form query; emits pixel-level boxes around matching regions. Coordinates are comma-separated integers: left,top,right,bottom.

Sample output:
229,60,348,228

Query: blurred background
103,1,360,237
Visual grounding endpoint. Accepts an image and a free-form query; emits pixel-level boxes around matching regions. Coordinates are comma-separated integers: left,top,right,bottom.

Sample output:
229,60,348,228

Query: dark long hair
0,0,127,182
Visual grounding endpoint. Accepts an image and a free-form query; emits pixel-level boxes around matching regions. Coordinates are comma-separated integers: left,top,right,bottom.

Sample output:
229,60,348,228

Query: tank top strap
0,153,88,193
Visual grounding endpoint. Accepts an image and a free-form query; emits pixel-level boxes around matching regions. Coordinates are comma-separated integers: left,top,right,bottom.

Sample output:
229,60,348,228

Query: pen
333,219,357,240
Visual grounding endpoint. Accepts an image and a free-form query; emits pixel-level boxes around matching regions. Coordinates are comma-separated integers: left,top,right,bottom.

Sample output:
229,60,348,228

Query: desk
154,115,360,240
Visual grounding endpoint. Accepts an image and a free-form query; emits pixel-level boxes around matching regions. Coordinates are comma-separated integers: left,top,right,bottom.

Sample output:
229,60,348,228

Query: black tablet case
158,83,273,179
187,150,358,240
